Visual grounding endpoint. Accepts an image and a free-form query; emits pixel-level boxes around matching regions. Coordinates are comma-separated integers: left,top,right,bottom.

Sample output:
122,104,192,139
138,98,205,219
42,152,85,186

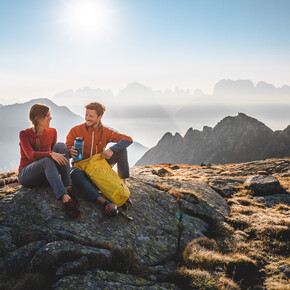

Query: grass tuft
173,267,218,290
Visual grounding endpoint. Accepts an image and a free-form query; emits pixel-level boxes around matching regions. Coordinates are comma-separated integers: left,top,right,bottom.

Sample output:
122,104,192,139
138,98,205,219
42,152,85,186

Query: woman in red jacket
18,103,81,219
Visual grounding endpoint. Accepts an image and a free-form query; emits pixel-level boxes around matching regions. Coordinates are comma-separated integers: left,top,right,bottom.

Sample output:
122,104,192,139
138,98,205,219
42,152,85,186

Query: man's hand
101,148,114,159
69,146,78,158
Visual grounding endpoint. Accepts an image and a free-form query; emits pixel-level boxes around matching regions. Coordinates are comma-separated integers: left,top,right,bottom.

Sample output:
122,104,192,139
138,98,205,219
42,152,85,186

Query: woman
18,103,81,219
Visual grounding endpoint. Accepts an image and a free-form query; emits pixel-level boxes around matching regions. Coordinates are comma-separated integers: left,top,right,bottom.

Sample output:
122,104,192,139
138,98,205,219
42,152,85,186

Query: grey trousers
18,143,71,200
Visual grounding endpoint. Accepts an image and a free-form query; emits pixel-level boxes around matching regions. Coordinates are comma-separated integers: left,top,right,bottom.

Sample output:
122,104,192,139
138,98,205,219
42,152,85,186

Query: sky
1,0,290,100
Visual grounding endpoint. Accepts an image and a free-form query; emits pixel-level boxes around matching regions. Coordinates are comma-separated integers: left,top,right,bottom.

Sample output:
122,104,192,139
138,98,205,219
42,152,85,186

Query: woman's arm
19,131,51,161
52,129,57,148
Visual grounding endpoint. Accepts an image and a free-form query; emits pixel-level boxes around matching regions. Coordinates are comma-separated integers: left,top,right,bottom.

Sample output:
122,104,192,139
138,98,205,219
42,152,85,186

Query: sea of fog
103,103,290,148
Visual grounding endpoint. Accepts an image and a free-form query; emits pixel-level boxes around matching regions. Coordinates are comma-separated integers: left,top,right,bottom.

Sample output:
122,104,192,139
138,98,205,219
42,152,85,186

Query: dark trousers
18,143,71,200
70,149,129,201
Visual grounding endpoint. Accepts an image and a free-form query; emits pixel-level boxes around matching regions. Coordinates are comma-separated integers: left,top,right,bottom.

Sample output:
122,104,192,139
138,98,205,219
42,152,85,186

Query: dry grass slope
160,158,290,289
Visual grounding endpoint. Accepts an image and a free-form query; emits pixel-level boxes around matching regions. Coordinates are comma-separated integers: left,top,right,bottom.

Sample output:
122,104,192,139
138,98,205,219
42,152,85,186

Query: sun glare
59,0,113,38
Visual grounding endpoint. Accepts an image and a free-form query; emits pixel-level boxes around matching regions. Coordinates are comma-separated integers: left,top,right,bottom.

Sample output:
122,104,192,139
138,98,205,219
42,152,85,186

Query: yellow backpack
74,154,130,207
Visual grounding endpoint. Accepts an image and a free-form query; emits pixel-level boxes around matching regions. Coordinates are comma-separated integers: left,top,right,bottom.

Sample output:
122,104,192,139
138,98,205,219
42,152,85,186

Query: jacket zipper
90,129,94,157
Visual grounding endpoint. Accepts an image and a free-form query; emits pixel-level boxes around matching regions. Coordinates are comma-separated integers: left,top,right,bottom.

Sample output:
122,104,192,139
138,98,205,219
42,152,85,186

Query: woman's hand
50,152,68,166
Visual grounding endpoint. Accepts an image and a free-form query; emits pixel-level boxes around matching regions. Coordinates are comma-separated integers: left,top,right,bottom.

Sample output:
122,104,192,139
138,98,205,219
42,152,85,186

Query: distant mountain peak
159,132,174,142
217,112,261,123
126,82,150,89
213,79,255,96
214,113,273,135
119,82,153,96
174,132,182,139
256,81,275,89
202,126,212,132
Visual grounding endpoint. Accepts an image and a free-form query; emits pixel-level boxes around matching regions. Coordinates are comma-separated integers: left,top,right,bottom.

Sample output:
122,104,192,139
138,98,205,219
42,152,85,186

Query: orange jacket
66,123,133,161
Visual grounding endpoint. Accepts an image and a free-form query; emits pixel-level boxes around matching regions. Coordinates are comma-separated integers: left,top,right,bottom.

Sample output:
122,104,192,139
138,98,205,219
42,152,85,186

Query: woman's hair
29,103,50,127
29,103,50,150
85,102,106,116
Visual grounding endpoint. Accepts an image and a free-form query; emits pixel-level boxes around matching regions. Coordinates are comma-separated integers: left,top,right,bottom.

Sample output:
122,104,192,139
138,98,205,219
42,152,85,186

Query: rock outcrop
136,113,290,166
0,158,289,289
244,175,285,195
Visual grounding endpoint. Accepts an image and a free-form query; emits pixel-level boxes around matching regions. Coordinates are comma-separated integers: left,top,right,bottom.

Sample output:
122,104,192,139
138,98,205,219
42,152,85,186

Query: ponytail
29,103,49,151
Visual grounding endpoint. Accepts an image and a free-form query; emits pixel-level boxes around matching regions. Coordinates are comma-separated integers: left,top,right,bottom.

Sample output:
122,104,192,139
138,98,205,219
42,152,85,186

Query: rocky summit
0,158,289,289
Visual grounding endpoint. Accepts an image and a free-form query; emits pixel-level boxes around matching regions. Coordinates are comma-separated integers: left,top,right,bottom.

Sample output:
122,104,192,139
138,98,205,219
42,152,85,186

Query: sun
59,0,113,38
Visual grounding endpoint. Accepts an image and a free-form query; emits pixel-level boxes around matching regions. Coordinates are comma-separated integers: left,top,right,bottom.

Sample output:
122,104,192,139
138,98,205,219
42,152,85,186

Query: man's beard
87,121,99,127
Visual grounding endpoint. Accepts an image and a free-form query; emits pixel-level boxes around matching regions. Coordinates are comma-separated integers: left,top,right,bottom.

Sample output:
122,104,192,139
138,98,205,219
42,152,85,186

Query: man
66,102,133,217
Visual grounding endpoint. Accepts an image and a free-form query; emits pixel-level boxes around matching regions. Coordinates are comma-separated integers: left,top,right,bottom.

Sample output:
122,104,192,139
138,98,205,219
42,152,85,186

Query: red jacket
66,123,133,161
19,128,56,171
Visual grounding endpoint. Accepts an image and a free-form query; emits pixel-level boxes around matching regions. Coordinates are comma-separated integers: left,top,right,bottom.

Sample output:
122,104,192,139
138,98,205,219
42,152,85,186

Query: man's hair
29,103,50,127
85,102,106,116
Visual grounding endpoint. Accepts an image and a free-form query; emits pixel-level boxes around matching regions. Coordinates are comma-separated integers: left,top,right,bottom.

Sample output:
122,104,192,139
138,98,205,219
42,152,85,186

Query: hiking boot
66,187,80,207
62,199,82,219
104,200,118,217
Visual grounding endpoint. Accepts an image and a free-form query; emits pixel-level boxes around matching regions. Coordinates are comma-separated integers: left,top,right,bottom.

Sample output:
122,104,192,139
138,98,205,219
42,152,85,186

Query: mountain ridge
2,79,289,107
136,113,290,166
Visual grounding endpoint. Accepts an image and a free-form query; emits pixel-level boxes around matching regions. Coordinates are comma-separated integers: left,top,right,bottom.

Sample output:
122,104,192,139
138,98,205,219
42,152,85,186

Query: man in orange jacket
66,102,133,217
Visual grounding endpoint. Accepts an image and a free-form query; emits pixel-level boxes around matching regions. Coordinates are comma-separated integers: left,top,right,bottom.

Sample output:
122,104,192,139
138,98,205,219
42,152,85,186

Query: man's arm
101,129,133,159
107,129,133,152
108,129,133,144
110,139,132,153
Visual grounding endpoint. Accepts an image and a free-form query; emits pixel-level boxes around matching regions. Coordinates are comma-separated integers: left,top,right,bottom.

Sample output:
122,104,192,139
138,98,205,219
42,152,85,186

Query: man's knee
53,142,68,154
110,149,128,164
71,168,86,181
